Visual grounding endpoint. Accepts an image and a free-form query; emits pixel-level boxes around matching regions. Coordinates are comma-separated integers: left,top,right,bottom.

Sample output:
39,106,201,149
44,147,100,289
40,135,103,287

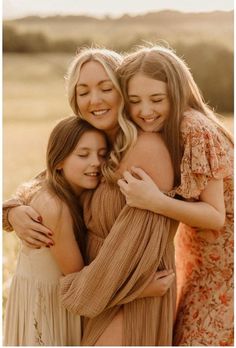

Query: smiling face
127,73,171,132
60,130,107,194
76,60,121,138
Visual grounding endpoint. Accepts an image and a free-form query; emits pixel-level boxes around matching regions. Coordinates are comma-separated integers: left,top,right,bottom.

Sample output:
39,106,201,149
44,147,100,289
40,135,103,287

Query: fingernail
48,232,53,236
37,216,42,223
49,242,54,246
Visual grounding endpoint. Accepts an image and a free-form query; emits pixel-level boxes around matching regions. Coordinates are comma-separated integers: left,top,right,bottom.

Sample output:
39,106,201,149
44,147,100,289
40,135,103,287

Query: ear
56,161,64,171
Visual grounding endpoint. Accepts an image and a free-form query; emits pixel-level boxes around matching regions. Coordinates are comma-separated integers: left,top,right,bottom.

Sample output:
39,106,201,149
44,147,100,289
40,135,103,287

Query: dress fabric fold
60,183,178,346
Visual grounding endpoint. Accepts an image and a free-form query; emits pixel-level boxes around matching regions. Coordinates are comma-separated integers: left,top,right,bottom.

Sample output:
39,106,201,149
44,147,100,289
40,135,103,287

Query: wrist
8,206,19,227
153,192,169,215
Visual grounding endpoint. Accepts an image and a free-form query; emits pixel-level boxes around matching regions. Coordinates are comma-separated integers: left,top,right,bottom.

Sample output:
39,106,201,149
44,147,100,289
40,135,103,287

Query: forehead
128,73,167,94
78,60,110,84
75,130,107,148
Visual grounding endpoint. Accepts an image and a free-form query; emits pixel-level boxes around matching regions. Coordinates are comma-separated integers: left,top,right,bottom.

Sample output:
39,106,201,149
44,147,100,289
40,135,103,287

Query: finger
31,231,54,245
119,188,127,198
123,171,136,183
25,206,43,223
164,273,176,285
22,240,42,249
28,221,53,237
154,269,174,279
117,178,128,191
27,236,53,247
130,166,153,182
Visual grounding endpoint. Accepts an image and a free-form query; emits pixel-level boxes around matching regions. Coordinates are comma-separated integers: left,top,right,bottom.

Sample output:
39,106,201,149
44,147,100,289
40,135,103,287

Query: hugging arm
118,168,225,230
3,176,53,247
60,132,176,317
118,121,229,230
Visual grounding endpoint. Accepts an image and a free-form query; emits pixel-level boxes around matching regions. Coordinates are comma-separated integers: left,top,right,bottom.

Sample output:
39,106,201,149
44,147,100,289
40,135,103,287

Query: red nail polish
37,216,42,223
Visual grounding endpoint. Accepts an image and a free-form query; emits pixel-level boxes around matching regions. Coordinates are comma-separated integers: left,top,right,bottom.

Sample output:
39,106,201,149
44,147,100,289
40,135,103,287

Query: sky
3,0,234,19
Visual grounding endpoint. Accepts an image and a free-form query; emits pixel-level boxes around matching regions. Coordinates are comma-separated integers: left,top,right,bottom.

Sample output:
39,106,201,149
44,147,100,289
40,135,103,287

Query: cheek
76,97,87,113
128,104,137,118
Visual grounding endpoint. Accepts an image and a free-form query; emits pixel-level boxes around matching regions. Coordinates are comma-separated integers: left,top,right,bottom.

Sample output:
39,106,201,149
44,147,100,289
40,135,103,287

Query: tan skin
7,60,176,345
117,73,225,230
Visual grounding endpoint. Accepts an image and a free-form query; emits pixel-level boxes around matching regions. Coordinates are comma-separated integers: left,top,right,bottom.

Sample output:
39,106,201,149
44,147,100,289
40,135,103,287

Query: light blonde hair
65,47,137,182
118,45,233,186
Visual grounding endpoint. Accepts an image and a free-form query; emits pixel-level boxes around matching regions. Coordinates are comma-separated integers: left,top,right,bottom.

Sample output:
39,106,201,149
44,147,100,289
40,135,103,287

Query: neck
105,126,120,145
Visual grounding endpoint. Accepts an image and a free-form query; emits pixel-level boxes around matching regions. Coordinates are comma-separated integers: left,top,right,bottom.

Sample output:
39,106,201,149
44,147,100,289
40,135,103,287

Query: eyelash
78,88,112,97
129,100,163,104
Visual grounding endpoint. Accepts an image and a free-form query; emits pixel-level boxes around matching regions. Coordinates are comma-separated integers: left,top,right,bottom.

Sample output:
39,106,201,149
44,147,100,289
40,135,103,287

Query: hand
139,270,175,298
117,166,165,212
8,205,54,248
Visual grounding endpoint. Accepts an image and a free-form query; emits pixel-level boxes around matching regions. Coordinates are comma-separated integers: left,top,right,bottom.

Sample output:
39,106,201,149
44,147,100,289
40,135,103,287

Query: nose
90,90,102,105
140,101,154,117
90,153,101,167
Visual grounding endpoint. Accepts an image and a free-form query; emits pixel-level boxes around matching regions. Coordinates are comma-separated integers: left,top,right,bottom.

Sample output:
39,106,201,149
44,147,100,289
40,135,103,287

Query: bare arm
3,176,54,247
7,205,53,248
118,167,225,230
30,192,84,275
138,270,175,298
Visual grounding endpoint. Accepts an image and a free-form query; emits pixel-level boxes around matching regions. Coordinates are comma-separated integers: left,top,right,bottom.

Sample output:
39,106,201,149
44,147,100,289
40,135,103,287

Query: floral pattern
173,110,234,346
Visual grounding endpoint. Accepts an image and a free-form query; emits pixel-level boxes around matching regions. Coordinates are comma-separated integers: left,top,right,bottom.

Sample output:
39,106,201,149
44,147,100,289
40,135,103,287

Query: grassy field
2,52,234,319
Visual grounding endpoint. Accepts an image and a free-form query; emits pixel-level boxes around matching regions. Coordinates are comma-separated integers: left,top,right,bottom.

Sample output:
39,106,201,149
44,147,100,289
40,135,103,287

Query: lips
91,109,110,116
140,115,159,123
84,172,100,177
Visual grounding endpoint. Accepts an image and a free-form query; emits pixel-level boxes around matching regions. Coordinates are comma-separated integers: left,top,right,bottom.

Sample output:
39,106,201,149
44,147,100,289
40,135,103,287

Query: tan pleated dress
60,181,178,346
4,244,81,346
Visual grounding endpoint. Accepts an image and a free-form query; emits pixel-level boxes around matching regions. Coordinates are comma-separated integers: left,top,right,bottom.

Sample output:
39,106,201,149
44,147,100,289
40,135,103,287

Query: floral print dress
173,110,234,346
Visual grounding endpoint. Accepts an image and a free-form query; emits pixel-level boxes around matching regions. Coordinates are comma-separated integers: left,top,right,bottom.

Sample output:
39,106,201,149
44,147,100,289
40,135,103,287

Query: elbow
215,214,225,229
60,297,102,318
210,212,225,230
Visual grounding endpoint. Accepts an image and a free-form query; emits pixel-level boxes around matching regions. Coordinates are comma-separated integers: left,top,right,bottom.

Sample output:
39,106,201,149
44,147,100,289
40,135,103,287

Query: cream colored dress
4,244,81,346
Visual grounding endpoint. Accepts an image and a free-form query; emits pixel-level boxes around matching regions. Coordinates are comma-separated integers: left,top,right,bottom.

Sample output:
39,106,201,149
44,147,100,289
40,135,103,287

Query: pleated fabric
4,245,81,346
60,183,178,346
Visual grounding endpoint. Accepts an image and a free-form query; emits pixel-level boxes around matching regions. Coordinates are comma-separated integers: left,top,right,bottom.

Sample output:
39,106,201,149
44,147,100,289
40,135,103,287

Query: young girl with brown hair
4,116,108,345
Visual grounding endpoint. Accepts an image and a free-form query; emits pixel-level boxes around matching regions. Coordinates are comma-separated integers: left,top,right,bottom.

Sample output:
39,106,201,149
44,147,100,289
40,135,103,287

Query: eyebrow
76,147,107,151
128,93,166,97
77,80,112,87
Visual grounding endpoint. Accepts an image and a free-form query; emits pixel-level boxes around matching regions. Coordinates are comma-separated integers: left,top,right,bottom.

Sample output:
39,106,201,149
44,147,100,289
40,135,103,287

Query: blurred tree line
3,25,233,113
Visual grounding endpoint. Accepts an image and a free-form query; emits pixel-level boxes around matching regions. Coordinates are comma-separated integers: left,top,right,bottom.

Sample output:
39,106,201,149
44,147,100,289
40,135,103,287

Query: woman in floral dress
117,45,233,346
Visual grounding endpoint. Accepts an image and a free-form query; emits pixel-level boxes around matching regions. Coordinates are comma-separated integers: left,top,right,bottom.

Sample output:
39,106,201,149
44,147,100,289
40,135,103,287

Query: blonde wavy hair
118,44,233,186
65,47,137,183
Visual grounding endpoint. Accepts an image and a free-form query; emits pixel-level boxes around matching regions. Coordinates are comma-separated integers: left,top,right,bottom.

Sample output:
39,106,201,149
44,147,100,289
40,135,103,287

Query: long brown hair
46,116,107,261
118,45,233,186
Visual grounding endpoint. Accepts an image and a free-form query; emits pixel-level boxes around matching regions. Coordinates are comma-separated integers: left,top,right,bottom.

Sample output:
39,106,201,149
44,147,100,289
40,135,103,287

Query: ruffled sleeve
175,112,232,199
2,171,45,231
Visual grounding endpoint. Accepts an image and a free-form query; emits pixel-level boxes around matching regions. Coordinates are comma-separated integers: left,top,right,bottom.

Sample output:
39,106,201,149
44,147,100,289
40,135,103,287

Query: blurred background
3,0,234,318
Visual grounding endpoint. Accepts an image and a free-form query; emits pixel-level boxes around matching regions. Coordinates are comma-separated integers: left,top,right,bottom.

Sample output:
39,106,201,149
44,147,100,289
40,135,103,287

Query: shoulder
181,108,218,136
30,188,72,231
120,131,174,190
131,131,170,159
